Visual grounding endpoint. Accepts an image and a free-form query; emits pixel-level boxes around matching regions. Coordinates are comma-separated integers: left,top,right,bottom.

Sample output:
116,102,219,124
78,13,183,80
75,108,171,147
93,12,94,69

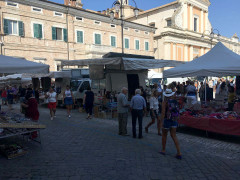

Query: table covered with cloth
179,115,240,136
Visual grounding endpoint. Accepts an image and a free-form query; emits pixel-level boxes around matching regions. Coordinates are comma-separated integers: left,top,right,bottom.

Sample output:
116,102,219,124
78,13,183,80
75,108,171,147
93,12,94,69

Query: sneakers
68,115,71,118
51,117,53,121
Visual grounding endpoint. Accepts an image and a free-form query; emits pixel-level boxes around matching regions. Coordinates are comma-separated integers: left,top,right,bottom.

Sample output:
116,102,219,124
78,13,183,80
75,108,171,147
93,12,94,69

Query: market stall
164,42,240,136
0,55,49,159
60,53,184,118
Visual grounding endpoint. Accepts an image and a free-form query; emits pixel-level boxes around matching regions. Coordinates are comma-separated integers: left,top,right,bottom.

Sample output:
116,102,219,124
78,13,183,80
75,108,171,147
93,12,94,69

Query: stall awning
0,55,49,74
60,57,184,70
164,42,240,78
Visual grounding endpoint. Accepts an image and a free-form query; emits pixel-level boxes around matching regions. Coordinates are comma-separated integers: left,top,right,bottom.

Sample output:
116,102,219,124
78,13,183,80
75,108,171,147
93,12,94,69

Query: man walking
130,89,146,139
117,87,129,136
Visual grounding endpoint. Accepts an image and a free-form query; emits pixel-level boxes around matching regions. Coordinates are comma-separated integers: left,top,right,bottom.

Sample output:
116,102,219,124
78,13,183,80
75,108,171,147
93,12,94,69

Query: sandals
159,151,166,155
175,154,182,160
145,127,148,133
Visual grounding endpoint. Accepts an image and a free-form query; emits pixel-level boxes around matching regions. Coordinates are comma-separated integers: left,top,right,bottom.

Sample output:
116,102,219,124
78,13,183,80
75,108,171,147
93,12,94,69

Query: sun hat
163,89,175,97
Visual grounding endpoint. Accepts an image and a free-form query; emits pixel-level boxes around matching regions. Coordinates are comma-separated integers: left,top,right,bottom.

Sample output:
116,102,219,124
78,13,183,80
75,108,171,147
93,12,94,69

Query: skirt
65,97,73,105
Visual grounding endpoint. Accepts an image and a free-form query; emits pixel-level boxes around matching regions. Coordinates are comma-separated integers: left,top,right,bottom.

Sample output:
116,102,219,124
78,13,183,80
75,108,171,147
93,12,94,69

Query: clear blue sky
52,0,240,39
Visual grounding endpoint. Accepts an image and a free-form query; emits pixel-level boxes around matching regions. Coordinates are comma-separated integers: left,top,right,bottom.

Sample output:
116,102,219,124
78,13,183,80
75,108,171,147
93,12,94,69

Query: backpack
166,99,179,121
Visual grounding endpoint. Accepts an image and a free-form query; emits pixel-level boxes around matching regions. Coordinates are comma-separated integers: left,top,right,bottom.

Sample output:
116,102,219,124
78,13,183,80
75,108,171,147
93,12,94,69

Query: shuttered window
95,33,101,45
3,19,24,36
135,40,140,50
124,38,129,49
33,23,43,39
52,27,67,42
110,36,116,47
145,41,149,51
77,31,83,43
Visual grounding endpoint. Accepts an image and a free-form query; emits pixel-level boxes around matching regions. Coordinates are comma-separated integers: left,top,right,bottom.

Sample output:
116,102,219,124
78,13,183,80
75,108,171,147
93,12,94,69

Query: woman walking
145,90,162,135
46,87,57,120
160,88,181,160
84,87,94,119
63,85,74,118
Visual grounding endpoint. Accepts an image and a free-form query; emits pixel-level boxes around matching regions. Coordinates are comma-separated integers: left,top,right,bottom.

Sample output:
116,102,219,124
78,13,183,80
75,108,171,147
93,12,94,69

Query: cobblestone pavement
0,105,240,180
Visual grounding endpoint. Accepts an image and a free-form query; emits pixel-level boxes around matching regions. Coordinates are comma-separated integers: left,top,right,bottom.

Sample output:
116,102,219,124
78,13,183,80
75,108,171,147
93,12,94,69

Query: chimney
64,0,83,8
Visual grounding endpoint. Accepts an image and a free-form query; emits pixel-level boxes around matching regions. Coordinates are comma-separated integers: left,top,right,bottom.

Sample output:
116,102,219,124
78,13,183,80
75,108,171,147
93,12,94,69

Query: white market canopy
60,57,184,70
164,42,240,78
0,55,49,74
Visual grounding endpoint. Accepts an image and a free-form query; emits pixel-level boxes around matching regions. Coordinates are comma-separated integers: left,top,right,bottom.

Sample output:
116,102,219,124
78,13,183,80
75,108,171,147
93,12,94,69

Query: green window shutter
63,28,68,42
145,42,149,51
33,24,39,38
3,19,9,35
95,34,101,45
18,21,24,37
136,40,139,50
125,39,129,49
52,27,56,40
111,36,116,47
77,31,83,43
38,24,43,39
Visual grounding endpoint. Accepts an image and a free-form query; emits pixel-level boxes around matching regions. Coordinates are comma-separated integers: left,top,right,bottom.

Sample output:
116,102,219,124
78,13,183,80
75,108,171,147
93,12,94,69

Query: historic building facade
0,0,154,71
126,0,240,63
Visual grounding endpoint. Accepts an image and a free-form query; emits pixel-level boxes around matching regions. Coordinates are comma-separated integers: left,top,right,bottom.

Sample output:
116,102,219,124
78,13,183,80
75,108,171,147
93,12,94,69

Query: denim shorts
150,110,160,119
163,119,178,129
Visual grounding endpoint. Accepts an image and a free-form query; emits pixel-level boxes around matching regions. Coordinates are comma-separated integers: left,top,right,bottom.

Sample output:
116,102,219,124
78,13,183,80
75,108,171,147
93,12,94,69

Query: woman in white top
145,90,162,135
45,87,57,120
63,85,75,118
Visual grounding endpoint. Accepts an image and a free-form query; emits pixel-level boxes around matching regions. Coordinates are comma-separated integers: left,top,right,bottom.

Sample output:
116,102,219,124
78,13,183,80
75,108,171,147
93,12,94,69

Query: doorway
127,74,139,99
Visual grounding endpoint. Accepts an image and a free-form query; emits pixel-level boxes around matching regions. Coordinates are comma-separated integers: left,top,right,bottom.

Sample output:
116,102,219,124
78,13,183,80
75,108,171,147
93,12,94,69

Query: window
33,23,43,39
94,33,101,45
135,29,139,33
6,1,18,7
76,30,84,43
194,17,198,32
52,27,67,42
135,40,140,50
110,24,116,28
145,31,149,35
75,16,83,21
110,36,116,47
54,12,63,17
166,19,172,27
32,7,42,13
3,19,24,36
80,81,90,92
124,27,129,31
149,22,155,27
94,20,101,25
124,38,129,49
145,41,149,51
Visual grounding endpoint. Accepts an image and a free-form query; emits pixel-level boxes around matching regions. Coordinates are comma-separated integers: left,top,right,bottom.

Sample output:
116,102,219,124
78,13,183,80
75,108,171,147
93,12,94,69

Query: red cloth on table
179,116,240,136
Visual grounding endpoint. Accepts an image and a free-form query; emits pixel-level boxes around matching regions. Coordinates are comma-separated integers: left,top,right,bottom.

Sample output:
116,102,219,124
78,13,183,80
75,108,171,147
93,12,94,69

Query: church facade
126,0,240,63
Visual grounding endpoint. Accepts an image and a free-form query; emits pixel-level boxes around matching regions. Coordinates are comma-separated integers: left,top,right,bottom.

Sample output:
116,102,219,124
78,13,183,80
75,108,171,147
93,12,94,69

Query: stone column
164,43,171,60
184,45,188,62
200,10,204,33
190,46,193,61
190,5,193,31
173,43,176,60
183,3,188,29
201,47,204,56
205,11,209,31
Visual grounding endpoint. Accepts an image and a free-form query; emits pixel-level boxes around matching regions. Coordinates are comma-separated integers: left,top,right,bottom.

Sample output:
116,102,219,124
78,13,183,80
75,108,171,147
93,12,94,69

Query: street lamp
110,0,139,54
201,28,221,48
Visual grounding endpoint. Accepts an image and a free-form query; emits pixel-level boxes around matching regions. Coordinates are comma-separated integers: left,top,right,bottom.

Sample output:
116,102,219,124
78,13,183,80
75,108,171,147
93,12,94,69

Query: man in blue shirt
130,89,146,139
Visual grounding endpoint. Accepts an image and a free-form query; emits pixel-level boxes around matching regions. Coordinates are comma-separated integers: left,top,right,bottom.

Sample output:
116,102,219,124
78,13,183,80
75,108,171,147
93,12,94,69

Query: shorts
150,110,160,119
64,97,73,105
2,97,7,102
8,99,13,104
163,119,178,129
48,102,57,109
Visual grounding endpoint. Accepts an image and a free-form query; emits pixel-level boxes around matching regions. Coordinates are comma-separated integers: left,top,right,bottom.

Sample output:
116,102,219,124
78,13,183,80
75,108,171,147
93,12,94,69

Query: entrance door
127,74,139,99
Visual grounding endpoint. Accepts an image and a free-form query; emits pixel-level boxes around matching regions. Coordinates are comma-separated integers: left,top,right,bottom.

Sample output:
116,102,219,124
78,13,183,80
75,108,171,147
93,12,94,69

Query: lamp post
201,28,221,49
201,28,220,104
109,0,139,55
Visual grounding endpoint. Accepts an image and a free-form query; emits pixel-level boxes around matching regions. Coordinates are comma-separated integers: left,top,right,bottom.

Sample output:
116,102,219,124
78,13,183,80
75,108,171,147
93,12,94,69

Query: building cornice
8,0,155,32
